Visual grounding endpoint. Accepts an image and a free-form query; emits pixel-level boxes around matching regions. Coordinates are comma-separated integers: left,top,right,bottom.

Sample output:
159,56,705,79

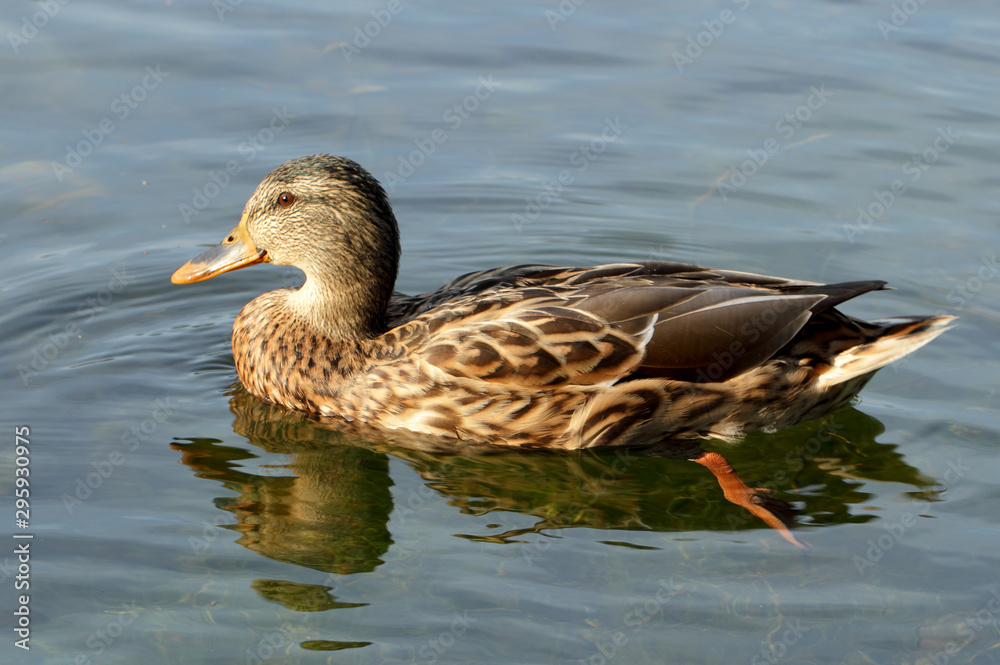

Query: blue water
2,1,999,663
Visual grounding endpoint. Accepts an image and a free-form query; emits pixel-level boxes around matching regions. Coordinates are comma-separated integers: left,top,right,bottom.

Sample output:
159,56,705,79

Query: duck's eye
278,192,295,207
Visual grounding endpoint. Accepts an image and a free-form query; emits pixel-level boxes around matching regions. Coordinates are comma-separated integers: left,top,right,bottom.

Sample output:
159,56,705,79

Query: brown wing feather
410,295,643,387
387,262,892,389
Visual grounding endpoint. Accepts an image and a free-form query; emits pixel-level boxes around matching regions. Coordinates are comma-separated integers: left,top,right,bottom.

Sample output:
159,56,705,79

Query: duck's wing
409,294,645,387
394,263,887,387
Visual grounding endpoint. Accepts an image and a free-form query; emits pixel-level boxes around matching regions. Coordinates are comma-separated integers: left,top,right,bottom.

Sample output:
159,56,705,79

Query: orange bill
171,215,268,284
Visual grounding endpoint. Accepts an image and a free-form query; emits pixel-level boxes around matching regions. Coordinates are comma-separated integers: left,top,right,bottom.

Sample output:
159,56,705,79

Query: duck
172,154,953,545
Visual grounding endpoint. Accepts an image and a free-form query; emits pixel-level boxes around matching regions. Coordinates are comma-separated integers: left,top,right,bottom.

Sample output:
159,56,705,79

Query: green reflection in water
175,384,939,566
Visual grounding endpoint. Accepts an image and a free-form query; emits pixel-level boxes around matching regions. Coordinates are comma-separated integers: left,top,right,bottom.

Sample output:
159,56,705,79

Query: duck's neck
286,270,392,340
280,184,401,340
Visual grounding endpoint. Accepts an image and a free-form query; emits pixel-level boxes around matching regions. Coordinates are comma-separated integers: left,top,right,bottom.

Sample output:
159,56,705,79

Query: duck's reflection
173,408,394,577
173,384,939,577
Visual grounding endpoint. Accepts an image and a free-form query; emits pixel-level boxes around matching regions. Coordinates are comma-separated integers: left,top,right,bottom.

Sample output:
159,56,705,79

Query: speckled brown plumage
176,155,954,452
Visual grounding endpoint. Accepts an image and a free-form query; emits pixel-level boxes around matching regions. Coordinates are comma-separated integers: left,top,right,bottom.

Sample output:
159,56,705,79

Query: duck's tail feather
817,315,956,389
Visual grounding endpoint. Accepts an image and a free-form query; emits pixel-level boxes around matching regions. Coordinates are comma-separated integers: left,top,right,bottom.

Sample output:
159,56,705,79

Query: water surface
3,1,999,663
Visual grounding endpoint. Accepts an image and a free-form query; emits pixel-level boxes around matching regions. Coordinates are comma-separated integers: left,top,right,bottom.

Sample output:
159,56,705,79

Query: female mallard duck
172,155,952,543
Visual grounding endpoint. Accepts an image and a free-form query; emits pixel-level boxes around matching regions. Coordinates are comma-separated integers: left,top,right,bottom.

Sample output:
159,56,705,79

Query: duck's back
387,261,891,383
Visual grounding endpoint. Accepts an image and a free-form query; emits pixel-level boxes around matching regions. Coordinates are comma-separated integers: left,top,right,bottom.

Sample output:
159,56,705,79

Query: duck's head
172,155,401,338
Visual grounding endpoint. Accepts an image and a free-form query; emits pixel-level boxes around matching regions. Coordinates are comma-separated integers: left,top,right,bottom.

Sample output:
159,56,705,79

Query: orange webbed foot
695,451,809,549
